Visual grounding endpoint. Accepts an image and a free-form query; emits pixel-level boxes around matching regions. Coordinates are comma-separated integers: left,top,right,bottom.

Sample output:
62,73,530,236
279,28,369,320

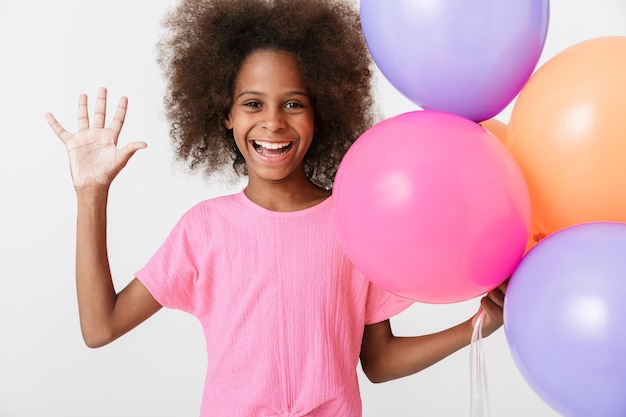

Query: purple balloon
360,0,550,122
504,222,626,417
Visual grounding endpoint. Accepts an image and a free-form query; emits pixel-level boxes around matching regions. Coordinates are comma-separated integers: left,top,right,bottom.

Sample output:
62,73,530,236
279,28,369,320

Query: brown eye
285,101,305,110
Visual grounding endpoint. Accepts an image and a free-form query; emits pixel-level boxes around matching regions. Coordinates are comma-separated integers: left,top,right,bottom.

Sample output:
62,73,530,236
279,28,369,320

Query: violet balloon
334,111,531,303
360,0,549,122
505,222,626,416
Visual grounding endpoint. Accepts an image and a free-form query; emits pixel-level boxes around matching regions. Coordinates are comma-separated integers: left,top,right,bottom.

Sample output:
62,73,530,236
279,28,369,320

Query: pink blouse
136,191,412,416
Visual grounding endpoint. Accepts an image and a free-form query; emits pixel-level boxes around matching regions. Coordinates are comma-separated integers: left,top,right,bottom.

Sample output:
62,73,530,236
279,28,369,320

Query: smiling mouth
252,140,294,157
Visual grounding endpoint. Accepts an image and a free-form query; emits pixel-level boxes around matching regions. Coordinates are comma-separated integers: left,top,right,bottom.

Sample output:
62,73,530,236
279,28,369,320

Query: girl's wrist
75,185,110,203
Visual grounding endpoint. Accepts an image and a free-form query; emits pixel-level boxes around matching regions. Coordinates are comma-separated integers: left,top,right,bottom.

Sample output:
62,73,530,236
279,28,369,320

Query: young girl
46,0,506,415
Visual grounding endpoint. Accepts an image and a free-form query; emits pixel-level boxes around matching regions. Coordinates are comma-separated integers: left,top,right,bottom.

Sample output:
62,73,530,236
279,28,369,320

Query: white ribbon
470,310,490,417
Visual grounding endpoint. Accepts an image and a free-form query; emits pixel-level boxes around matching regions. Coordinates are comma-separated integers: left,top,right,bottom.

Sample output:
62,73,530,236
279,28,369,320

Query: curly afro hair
158,0,376,188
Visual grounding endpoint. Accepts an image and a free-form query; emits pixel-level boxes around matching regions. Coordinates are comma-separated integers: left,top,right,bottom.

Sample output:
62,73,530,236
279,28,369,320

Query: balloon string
470,310,491,417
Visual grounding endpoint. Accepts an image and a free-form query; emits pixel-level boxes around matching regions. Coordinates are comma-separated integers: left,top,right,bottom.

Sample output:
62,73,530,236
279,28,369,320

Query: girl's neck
244,175,331,212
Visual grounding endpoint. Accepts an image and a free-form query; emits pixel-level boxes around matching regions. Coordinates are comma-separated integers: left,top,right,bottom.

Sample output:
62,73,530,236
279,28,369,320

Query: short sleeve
364,281,413,325
135,208,206,314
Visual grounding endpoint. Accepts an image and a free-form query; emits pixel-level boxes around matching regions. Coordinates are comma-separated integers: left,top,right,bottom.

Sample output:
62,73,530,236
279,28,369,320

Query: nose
262,106,286,132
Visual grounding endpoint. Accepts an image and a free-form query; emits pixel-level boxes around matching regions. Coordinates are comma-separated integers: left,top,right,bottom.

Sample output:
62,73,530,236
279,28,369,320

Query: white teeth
254,140,291,150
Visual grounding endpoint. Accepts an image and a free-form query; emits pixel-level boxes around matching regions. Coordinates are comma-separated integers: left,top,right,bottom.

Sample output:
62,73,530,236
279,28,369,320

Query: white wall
1,1,624,416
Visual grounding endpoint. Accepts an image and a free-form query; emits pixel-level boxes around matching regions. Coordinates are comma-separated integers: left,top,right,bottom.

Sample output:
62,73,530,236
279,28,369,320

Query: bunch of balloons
333,1,626,415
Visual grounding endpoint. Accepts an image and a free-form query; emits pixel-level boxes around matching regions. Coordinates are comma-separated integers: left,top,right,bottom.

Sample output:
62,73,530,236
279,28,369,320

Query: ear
224,113,233,130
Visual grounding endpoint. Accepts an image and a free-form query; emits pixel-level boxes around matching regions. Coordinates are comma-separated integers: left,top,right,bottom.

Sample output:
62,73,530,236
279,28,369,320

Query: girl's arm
360,283,506,383
47,87,161,348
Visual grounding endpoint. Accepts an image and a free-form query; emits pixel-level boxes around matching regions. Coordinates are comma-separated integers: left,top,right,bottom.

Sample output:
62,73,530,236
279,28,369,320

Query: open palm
46,87,146,190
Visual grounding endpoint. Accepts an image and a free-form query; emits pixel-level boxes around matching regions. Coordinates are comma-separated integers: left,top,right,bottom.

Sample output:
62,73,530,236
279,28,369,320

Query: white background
1,1,625,416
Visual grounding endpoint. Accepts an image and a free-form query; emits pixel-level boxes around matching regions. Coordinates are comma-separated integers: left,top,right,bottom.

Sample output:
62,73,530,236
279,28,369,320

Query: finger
93,87,108,129
486,287,505,309
498,277,510,293
124,142,148,154
480,298,501,321
478,298,504,335
77,93,89,131
118,142,148,167
45,112,72,143
108,96,128,141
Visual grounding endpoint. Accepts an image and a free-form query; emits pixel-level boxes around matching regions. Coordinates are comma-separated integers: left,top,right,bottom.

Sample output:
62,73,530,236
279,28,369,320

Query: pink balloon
334,111,531,303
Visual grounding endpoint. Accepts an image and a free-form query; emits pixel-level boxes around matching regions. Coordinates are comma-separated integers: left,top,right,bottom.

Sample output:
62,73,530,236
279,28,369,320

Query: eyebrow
235,90,310,100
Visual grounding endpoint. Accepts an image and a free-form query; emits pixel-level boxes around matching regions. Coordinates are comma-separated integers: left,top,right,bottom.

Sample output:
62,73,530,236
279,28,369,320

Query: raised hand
46,87,147,191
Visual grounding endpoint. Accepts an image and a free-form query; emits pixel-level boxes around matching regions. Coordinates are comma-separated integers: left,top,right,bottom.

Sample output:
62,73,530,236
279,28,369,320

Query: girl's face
225,49,315,185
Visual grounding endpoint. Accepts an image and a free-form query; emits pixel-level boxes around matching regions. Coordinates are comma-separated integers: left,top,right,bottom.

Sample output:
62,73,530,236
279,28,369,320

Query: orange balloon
479,118,508,143
507,36,626,236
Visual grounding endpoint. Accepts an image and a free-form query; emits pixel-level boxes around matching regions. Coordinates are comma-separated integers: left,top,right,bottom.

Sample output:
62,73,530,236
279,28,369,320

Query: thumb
118,141,148,168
